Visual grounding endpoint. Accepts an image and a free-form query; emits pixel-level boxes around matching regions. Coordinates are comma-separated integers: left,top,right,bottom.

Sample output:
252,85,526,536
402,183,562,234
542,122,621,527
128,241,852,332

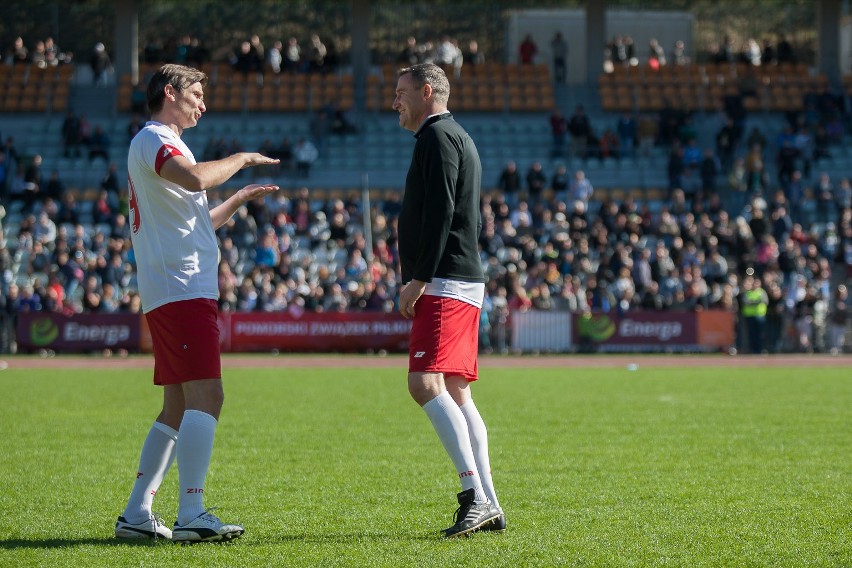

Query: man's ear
423,83,432,100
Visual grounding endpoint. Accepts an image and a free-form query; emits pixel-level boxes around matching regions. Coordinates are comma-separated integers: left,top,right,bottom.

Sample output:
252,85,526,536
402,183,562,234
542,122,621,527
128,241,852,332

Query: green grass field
1,361,850,567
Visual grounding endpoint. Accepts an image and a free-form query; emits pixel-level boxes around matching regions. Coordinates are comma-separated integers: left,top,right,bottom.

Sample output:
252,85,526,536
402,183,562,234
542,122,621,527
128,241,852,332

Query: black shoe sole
172,529,244,543
481,515,506,533
443,512,502,538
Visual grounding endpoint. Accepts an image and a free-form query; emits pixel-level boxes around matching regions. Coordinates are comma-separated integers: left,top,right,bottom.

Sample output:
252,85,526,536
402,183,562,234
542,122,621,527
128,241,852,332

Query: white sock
122,421,178,523
422,391,487,503
460,400,500,509
176,410,218,525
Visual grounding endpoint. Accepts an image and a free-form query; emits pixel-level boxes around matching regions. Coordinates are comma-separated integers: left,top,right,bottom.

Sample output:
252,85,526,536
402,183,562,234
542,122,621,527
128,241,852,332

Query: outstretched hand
241,152,280,169
239,184,279,202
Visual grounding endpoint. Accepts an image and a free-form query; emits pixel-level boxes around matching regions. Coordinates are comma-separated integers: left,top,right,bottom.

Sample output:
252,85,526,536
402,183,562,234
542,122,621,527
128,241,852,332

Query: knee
408,380,432,406
408,374,442,407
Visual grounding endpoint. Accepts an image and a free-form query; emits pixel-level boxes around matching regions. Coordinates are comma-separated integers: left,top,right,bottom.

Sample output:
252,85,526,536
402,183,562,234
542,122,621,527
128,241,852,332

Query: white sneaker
115,513,172,540
172,509,244,543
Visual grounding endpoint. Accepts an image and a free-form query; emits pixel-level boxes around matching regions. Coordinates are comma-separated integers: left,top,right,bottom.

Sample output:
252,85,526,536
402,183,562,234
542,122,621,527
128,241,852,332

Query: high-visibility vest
741,288,768,317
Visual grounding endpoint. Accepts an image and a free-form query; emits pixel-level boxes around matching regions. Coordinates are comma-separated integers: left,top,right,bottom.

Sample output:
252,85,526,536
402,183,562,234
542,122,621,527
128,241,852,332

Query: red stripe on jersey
154,143,184,175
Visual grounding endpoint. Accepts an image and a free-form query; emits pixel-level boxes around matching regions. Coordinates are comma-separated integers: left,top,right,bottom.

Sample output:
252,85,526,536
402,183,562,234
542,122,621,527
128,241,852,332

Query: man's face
393,73,426,132
171,81,206,129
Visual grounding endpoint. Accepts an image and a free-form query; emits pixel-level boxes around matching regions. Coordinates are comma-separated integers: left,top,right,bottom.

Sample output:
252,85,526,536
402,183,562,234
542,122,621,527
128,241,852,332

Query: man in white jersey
114,64,279,543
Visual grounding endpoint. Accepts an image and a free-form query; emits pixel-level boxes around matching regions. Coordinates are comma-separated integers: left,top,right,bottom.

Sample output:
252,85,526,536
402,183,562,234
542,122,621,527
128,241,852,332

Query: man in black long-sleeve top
393,63,503,538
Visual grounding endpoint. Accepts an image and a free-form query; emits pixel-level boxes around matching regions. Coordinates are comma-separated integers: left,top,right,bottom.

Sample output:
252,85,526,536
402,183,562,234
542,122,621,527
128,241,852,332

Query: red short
408,294,480,381
145,298,222,385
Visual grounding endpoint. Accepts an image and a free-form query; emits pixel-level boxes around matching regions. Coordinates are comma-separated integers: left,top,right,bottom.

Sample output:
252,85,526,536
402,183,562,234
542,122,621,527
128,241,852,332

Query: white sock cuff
152,421,179,441
422,391,455,415
182,409,218,428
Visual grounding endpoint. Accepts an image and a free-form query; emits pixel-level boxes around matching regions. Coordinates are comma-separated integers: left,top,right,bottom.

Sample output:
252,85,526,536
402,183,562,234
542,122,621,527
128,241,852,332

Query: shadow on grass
1,537,172,549
274,531,440,543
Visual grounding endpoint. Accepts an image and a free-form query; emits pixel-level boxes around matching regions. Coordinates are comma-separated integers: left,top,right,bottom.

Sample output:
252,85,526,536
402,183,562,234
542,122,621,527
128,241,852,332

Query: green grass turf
0,361,850,567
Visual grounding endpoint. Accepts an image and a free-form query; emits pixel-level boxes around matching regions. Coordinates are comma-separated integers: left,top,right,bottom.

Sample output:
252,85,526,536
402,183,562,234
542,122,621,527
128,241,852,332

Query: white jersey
127,121,219,313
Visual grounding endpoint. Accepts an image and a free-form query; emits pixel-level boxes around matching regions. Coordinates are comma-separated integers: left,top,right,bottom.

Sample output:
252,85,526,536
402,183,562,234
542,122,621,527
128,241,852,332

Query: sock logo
136,472,144,479
186,488,204,494
458,470,475,478
414,351,426,358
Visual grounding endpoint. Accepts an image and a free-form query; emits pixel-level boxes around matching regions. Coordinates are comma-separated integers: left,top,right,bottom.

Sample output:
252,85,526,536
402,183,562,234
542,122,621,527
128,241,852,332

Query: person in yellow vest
741,274,769,354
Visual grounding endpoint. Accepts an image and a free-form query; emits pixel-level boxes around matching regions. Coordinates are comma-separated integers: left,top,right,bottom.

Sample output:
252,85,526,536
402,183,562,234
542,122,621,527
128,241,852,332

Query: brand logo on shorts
414,351,426,358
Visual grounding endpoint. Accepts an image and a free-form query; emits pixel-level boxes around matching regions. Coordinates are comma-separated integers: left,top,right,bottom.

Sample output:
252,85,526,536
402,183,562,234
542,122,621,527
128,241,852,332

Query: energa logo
29,317,59,346
577,313,616,342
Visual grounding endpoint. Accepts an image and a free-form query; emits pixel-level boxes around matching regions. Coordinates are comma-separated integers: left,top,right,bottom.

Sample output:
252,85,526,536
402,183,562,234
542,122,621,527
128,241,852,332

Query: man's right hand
240,153,280,169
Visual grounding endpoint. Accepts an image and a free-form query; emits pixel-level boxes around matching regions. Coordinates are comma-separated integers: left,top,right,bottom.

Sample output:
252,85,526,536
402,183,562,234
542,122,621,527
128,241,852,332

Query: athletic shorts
408,294,480,381
145,298,222,385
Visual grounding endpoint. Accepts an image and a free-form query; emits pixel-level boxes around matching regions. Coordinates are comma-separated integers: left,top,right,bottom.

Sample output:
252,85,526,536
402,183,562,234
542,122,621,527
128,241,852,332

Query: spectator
616,113,636,159
268,40,283,74
815,173,835,224
548,108,568,158
599,128,620,161
699,148,721,199
398,36,420,66
550,32,567,84
776,34,795,64
648,38,666,69
671,40,690,65
827,284,848,355
568,169,593,206
308,34,327,73
90,42,111,86
464,40,484,66
294,138,318,178
567,105,591,162
88,126,110,162
284,36,302,73
525,162,547,203
62,111,83,158
550,164,569,201
6,37,29,65
497,161,521,206
519,34,537,64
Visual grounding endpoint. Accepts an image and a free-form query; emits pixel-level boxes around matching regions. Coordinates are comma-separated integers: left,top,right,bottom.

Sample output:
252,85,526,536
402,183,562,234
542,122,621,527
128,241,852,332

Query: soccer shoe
172,509,244,543
441,488,502,538
115,513,172,540
480,509,506,533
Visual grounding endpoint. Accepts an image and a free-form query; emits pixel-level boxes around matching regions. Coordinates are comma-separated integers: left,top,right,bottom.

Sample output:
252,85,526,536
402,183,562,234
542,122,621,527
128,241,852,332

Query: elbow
185,173,208,192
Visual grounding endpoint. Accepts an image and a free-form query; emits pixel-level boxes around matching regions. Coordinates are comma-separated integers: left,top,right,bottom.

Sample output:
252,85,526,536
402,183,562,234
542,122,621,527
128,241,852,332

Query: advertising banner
572,311,731,352
17,312,141,352
227,311,412,352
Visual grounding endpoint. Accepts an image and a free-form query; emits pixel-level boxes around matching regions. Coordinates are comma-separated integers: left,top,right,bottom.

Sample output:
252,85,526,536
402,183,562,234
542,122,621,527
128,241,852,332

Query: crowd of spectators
1,30,849,355
0,144,849,354
603,33,797,72
3,35,74,68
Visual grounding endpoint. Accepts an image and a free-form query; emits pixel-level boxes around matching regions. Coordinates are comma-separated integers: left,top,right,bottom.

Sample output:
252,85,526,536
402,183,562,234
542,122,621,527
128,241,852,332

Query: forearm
185,154,249,192
209,189,248,229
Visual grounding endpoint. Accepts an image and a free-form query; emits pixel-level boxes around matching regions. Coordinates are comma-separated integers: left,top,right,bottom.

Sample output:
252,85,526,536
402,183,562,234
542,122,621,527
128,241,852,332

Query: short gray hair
398,63,450,105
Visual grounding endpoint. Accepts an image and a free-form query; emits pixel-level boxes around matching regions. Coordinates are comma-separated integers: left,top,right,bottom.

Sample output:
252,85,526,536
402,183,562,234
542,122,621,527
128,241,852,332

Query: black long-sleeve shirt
398,113,484,284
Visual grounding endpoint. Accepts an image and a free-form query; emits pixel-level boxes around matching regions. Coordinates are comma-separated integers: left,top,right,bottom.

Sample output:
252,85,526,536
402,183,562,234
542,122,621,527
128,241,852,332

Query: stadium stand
0,39,850,355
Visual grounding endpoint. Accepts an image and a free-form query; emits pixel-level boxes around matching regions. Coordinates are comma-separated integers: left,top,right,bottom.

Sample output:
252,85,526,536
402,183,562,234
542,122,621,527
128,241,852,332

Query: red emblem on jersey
155,143,184,174
128,176,141,234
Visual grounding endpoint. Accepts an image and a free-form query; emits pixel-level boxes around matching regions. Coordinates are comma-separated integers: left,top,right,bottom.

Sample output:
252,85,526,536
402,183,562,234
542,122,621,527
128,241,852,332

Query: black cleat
441,488,502,538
